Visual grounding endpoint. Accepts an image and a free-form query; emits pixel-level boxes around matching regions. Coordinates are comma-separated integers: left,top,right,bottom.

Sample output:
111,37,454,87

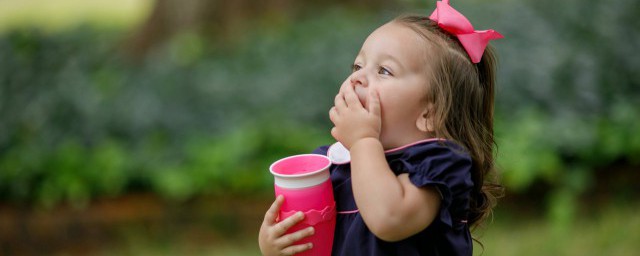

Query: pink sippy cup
269,154,336,256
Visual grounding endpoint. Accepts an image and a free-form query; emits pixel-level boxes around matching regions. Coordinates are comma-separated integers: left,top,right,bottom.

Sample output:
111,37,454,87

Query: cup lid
269,154,331,188
328,142,351,165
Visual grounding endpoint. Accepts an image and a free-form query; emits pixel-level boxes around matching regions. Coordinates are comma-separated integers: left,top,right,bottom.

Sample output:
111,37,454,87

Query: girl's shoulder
389,139,474,195
389,139,472,168
391,139,474,228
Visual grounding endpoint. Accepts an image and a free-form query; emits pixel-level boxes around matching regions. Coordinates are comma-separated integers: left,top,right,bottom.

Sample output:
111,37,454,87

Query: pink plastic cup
269,154,335,256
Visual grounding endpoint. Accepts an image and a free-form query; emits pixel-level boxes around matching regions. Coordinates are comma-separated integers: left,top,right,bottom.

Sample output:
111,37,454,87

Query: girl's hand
329,84,381,149
258,195,315,256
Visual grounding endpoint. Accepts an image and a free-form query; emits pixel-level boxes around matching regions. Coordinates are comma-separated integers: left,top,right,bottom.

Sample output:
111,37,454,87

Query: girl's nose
350,69,368,87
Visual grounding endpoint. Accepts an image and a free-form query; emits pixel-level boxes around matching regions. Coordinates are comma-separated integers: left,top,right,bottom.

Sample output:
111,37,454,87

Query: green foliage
491,0,639,200
148,119,332,201
495,110,562,191
0,137,130,207
0,0,638,217
0,9,361,206
0,115,331,206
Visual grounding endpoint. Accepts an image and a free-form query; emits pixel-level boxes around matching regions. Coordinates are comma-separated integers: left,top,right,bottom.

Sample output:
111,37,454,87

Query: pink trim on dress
383,138,446,154
337,209,360,214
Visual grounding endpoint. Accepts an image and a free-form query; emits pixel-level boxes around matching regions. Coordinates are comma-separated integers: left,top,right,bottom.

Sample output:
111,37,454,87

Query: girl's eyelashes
352,64,362,72
351,64,393,76
378,66,393,76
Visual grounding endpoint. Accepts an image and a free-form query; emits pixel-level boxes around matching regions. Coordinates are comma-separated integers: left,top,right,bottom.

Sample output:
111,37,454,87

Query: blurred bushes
0,9,372,207
485,0,640,227
490,0,640,199
0,0,639,219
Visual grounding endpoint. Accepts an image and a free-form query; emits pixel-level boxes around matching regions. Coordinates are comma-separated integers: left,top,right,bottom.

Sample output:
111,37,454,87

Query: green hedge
0,9,370,207
0,0,638,217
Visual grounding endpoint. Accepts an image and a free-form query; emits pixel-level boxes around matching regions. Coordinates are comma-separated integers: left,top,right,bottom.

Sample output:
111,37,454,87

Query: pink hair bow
429,0,503,63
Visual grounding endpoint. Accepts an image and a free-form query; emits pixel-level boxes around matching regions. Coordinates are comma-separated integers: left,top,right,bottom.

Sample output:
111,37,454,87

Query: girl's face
340,22,433,149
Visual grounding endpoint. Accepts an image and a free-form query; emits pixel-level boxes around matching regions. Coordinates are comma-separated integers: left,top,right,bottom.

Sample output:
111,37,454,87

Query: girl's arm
350,137,441,242
330,84,441,241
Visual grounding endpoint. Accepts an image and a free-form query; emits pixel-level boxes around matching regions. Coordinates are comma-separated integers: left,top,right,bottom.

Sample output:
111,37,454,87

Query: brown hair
393,15,503,231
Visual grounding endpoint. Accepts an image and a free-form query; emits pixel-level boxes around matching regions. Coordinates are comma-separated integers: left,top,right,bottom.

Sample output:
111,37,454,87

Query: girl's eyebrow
355,50,366,61
355,50,405,71
379,53,404,70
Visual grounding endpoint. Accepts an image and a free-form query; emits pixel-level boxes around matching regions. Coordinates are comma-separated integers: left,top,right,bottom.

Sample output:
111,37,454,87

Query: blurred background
0,0,638,255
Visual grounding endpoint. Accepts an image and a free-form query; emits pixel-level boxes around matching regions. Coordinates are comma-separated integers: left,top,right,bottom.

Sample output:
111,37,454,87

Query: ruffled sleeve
388,141,474,228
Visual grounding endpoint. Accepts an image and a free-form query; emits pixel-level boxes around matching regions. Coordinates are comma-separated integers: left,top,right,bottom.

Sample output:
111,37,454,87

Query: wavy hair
393,15,504,232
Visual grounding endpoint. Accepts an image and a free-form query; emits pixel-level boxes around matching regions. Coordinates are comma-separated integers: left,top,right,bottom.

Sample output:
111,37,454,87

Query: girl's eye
378,67,392,76
352,64,362,72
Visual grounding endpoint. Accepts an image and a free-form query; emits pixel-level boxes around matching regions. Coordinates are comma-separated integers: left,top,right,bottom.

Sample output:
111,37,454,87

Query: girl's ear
416,104,435,133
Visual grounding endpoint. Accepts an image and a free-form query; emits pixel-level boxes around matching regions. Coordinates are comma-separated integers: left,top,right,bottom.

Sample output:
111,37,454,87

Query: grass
0,0,152,33
475,202,640,256
93,202,640,256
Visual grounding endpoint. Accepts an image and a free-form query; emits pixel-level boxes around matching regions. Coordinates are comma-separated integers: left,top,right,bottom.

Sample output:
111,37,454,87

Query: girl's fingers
334,93,346,109
338,81,351,95
274,211,305,237
275,226,315,248
368,89,381,117
329,107,338,124
282,243,313,256
263,195,284,226
343,84,361,108
331,127,339,141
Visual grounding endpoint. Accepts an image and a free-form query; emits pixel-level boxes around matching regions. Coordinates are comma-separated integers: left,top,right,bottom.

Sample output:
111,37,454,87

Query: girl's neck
383,137,445,154
381,132,434,151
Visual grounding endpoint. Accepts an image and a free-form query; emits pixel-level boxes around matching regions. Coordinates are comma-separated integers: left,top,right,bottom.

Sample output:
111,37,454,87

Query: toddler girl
259,0,502,255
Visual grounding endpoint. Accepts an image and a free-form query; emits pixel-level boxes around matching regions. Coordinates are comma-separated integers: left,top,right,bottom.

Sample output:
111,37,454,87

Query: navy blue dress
312,139,474,256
